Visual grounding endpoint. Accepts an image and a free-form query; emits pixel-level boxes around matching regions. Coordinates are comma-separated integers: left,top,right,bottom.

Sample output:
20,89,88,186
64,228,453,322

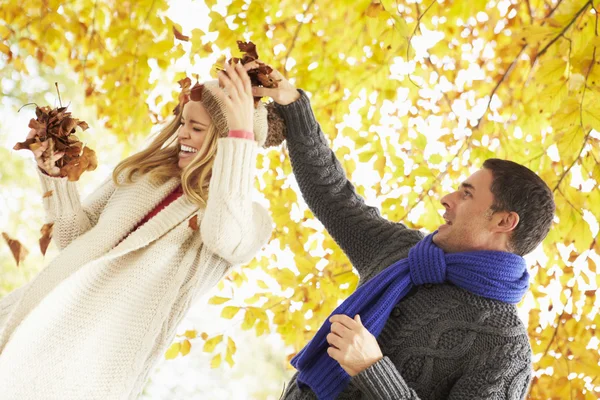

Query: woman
0,62,273,399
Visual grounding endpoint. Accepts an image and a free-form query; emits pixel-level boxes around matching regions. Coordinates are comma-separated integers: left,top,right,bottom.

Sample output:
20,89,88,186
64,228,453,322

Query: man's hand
326,314,383,377
243,61,301,106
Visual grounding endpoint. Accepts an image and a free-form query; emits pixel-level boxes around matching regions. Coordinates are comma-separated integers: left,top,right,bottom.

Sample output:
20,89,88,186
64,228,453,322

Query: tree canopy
1,0,599,397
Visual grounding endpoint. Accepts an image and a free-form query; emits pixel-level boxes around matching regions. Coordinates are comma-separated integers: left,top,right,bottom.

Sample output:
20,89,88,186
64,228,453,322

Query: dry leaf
42,190,53,198
14,103,95,182
188,214,199,230
2,232,29,266
39,222,54,256
172,25,189,42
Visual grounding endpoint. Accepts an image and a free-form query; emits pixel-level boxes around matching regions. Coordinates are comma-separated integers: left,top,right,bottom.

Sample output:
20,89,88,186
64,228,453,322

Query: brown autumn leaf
39,222,54,256
14,103,95,181
173,77,192,115
172,25,189,42
2,232,29,266
188,214,199,231
43,190,53,198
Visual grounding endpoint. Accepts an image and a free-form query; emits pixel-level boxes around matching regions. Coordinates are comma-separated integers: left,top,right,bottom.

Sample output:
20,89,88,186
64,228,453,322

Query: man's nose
440,193,452,210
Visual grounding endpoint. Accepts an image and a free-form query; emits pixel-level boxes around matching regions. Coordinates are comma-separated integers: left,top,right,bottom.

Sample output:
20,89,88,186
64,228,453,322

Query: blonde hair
112,110,220,207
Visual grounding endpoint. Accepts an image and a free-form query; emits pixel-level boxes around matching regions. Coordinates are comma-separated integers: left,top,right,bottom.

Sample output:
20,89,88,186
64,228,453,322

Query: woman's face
177,101,212,169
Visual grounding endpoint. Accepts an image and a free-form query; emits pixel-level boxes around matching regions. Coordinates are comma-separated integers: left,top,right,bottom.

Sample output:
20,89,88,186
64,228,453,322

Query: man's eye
463,191,471,197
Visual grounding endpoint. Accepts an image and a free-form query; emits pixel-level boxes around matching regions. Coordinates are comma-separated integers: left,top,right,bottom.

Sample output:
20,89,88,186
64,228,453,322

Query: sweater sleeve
200,137,272,265
37,167,116,251
353,344,532,400
275,90,423,279
352,356,420,399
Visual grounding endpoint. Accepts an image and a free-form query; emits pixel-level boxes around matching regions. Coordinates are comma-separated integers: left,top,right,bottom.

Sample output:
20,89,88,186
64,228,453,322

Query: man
249,63,554,400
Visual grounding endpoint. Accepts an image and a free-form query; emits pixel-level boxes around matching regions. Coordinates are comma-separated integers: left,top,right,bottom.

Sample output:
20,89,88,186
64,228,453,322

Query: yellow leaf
536,59,567,85
165,342,180,359
244,292,263,305
295,255,315,275
210,353,222,369
180,339,191,356
225,349,234,367
208,296,232,305
221,306,241,319
227,337,237,355
257,280,269,289
200,332,208,340
241,308,257,330
203,334,223,352
365,1,385,18
0,42,10,56
183,330,197,339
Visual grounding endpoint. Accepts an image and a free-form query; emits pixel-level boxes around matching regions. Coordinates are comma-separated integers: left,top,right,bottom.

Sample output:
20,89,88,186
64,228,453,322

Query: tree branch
474,44,527,129
534,0,591,63
282,0,317,77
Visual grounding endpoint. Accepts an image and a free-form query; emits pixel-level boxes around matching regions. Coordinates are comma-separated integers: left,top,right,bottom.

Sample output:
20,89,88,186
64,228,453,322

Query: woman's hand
243,62,301,106
26,129,64,176
214,61,255,132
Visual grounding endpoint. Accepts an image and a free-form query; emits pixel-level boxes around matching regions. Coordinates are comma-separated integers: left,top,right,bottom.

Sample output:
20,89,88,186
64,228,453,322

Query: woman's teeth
180,144,198,153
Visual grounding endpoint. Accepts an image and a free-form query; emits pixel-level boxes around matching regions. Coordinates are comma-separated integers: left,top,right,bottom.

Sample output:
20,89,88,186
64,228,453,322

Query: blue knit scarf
290,232,529,399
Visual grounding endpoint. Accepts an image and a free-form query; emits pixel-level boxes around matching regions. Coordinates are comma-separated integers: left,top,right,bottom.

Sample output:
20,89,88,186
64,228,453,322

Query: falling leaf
39,222,54,256
190,82,204,102
208,296,231,305
183,330,197,339
165,342,181,359
180,339,192,356
227,337,237,355
188,215,199,230
42,190,53,198
210,353,222,369
203,335,223,352
172,25,189,41
200,332,208,340
2,232,28,266
221,306,241,319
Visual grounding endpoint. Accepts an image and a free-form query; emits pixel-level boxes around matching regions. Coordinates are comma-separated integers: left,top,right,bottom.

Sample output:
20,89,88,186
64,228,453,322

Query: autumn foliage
1,0,599,398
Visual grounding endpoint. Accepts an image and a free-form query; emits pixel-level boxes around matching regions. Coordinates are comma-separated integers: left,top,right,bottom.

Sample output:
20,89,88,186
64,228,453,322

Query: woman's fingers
235,62,253,96
221,62,242,100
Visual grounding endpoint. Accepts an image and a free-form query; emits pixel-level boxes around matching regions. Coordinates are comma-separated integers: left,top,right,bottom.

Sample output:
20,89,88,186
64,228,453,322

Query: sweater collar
100,173,201,261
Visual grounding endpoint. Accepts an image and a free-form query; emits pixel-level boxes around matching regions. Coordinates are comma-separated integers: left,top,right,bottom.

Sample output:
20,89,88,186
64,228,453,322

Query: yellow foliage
2,0,599,394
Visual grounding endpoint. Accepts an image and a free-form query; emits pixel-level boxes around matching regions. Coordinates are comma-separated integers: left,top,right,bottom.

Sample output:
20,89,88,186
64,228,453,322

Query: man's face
433,168,500,253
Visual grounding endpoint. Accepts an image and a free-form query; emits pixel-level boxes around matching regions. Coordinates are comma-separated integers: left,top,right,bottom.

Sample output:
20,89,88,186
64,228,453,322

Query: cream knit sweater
0,138,272,399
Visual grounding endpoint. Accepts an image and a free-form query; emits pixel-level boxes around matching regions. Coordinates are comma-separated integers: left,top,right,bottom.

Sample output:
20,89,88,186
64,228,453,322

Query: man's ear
495,211,519,233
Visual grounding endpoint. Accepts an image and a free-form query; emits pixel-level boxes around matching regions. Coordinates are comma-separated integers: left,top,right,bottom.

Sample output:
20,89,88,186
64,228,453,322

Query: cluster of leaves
14,104,96,181
2,0,599,397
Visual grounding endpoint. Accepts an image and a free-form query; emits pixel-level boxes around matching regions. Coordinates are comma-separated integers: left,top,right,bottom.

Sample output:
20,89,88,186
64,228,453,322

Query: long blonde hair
112,110,220,207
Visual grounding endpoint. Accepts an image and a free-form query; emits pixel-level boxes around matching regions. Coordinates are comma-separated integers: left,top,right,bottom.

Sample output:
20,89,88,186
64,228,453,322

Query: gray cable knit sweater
276,91,533,400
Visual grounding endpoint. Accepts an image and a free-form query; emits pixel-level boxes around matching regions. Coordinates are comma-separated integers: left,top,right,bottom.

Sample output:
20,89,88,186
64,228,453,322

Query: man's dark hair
483,158,555,256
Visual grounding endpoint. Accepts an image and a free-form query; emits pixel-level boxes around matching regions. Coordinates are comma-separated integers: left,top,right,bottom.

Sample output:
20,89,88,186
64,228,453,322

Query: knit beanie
173,77,284,148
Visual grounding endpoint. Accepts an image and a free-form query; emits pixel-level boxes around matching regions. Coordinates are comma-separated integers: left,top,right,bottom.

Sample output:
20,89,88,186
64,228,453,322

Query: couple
0,60,554,400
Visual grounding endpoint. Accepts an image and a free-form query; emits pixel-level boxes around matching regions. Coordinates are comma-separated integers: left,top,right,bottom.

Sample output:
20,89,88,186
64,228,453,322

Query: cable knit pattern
0,138,272,400
276,91,532,400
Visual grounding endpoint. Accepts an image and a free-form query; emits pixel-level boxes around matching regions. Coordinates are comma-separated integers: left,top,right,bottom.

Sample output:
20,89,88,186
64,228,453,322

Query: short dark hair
483,158,555,256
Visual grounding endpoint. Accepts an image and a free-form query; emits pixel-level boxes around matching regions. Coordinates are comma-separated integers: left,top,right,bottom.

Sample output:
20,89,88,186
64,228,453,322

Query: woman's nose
177,126,189,139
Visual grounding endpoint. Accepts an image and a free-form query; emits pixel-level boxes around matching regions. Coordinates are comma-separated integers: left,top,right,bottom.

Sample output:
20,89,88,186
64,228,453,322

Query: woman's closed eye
181,119,204,132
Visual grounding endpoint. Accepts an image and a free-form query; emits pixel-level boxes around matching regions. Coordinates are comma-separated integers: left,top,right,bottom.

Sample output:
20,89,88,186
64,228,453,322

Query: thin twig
474,44,527,129
533,1,591,63
282,0,317,77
